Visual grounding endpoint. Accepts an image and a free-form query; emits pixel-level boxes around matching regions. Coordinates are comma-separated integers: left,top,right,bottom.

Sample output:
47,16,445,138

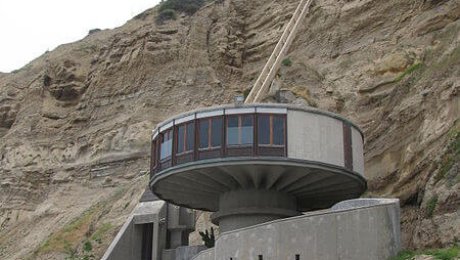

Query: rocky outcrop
0,0,459,258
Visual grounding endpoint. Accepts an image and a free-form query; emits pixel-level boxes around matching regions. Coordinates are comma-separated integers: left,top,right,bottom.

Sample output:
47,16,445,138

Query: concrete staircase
244,0,313,103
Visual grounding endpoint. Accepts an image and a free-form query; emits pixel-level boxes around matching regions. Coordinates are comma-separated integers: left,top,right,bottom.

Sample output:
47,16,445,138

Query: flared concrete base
211,189,300,232
151,158,366,212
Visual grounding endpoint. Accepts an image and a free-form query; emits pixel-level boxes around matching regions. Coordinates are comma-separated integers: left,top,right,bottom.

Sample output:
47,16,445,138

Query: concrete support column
152,216,159,260
211,189,300,232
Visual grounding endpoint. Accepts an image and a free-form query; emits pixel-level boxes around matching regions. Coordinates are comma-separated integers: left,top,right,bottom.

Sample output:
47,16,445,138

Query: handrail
245,0,313,103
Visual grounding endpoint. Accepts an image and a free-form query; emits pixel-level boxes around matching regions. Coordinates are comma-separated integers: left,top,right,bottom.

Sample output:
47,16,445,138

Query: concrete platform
151,157,366,211
191,198,401,260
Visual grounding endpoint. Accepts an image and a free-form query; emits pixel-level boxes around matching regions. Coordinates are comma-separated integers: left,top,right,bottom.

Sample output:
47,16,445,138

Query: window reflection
160,129,172,160
153,111,286,174
227,116,239,145
227,115,253,146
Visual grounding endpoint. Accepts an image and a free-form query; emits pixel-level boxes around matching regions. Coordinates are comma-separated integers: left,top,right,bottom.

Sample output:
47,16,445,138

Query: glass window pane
273,116,285,145
258,115,270,145
228,116,238,127
186,123,194,151
241,115,253,144
227,127,239,145
242,115,253,127
151,142,156,168
241,126,253,144
227,116,239,145
177,126,185,153
211,117,222,147
161,130,172,159
199,120,209,149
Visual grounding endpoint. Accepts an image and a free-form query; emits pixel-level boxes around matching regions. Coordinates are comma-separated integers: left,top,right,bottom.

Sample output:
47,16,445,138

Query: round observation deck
149,104,366,232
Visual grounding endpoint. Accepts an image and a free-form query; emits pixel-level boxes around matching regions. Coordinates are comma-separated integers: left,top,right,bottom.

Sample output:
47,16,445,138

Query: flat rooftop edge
152,103,364,137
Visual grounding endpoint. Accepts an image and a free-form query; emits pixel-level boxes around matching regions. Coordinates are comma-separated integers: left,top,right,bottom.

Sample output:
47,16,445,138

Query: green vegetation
282,57,293,67
425,194,438,218
83,240,92,252
36,206,100,255
158,0,205,15
32,187,127,259
91,222,113,244
394,62,423,82
63,241,77,259
199,227,215,248
390,246,460,260
156,9,177,24
156,0,205,23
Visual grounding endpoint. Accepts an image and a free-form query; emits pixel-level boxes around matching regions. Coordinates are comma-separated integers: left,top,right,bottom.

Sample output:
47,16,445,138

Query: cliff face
0,0,459,258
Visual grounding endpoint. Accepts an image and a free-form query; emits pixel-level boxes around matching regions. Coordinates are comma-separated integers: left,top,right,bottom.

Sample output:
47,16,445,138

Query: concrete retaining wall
191,248,215,260
102,201,167,260
164,245,208,260
101,216,143,260
192,198,400,260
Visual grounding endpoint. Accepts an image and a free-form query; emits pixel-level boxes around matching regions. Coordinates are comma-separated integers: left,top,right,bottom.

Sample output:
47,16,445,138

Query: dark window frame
198,116,223,151
175,121,195,156
150,138,158,175
160,129,173,161
151,111,288,175
226,114,255,147
257,113,286,147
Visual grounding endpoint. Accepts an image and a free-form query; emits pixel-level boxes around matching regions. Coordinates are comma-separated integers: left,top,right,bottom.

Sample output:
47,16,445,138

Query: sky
0,0,161,73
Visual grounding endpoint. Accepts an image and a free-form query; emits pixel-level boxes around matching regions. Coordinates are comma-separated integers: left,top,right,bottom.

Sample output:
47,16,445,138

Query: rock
51,171,72,184
374,52,411,75
275,89,297,103
0,104,18,129
103,177,112,184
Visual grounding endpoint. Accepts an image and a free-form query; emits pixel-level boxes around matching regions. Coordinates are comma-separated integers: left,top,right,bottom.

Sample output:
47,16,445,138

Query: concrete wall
101,216,143,260
192,198,400,260
287,110,345,168
102,201,167,260
191,248,214,260
164,246,208,260
287,110,364,176
351,127,364,175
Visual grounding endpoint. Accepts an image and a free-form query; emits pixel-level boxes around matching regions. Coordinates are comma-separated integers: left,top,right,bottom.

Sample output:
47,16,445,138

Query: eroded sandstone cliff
0,0,459,259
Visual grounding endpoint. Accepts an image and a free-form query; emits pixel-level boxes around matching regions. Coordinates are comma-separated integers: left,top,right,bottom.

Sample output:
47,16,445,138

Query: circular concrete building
149,104,366,232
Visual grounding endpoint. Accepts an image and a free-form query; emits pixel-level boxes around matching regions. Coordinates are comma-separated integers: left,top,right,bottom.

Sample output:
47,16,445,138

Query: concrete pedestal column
211,189,300,232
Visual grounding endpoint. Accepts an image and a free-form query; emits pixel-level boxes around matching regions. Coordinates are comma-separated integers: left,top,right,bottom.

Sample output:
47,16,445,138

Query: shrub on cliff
156,9,177,24
158,0,205,15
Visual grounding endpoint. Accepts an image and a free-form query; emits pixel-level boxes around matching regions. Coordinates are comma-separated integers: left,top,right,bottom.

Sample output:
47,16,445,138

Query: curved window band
152,114,286,174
